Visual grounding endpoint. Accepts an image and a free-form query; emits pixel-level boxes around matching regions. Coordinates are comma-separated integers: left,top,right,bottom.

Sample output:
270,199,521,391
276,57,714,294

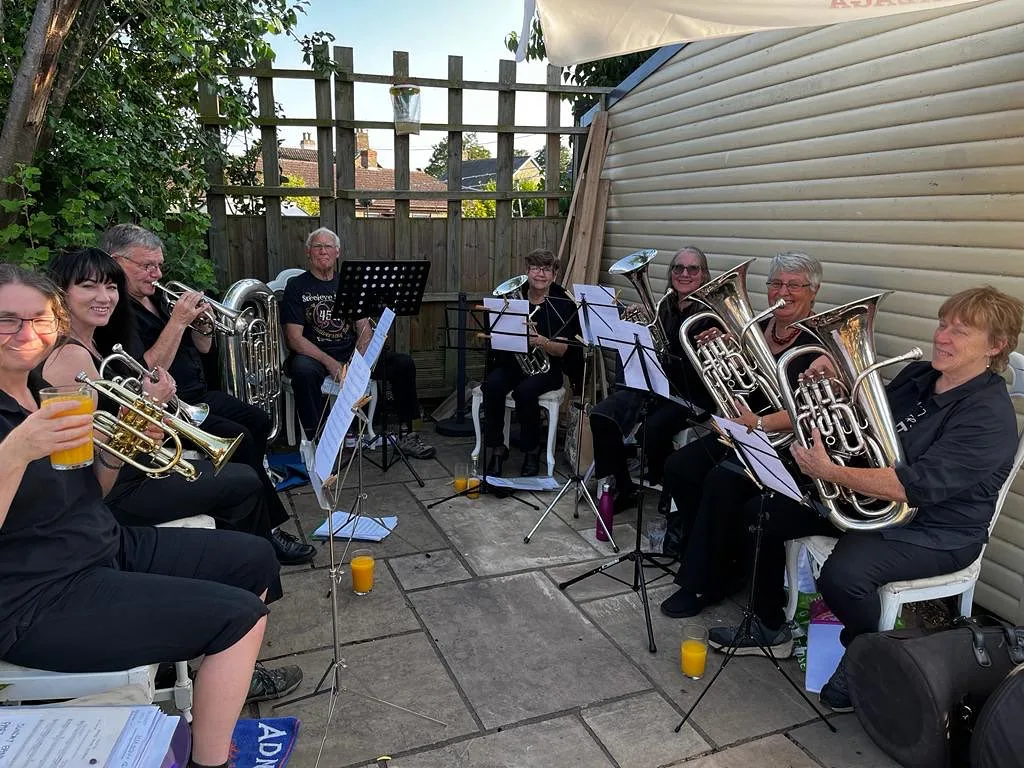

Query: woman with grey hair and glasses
659,251,824,619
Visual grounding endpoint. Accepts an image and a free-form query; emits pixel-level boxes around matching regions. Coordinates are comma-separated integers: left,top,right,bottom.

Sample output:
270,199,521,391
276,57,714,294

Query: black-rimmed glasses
0,316,60,335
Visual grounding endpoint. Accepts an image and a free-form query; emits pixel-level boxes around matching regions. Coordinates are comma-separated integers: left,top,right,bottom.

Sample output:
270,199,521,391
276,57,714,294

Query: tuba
218,279,284,441
608,249,671,357
75,371,242,481
98,344,210,426
775,292,922,531
492,275,551,375
678,259,791,448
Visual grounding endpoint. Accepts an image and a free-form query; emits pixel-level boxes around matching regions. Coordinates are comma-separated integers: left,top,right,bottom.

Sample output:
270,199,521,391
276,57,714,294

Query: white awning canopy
518,0,985,66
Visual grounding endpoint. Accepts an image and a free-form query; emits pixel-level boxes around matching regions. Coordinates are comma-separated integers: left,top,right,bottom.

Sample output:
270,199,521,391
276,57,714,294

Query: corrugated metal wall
597,0,1024,622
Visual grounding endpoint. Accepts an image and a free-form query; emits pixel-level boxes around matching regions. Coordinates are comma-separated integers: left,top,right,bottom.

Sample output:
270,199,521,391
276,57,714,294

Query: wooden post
494,59,516,283
393,50,411,353
198,77,229,287
445,55,464,391
256,58,284,280
334,46,356,263
314,45,335,233
545,64,562,218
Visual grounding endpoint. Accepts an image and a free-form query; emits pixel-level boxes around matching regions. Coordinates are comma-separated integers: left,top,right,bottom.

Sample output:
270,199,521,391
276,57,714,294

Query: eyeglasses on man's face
118,254,163,275
0,316,60,336
528,265,554,274
671,264,702,276
766,280,811,292
308,242,339,252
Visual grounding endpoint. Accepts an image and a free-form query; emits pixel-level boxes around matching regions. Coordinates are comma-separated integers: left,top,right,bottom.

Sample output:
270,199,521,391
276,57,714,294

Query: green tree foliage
0,0,329,288
535,142,572,216
423,132,492,179
282,176,319,216
461,178,545,219
505,20,656,119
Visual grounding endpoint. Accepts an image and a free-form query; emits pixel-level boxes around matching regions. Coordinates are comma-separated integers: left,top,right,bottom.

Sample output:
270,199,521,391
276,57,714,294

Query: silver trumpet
492,275,551,375
609,249,671,357
74,371,243,481
153,280,247,337
98,344,210,426
678,259,791,448
775,292,922,531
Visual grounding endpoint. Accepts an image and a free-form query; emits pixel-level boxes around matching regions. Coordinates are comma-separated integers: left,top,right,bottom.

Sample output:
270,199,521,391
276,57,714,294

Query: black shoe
520,449,540,477
486,446,507,477
246,662,303,703
270,528,316,566
659,588,718,619
820,656,854,712
708,617,793,658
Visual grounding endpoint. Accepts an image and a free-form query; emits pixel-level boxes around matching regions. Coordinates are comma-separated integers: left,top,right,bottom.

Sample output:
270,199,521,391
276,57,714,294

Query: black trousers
2,526,276,673
590,389,696,486
289,350,420,440
745,495,982,646
482,363,562,451
197,390,288,529
668,435,755,594
105,461,274,538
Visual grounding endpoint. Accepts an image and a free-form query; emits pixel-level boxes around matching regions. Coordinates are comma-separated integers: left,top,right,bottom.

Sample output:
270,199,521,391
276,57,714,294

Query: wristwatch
755,416,764,432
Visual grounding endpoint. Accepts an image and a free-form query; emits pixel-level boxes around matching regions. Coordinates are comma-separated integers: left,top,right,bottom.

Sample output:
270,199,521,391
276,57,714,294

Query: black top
0,375,121,657
494,282,581,378
280,270,357,363
658,298,715,413
756,318,820,389
879,361,1018,550
132,295,208,401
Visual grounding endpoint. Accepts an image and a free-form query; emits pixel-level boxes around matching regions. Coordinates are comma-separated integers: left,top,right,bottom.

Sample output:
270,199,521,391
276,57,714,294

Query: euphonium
678,259,791,448
492,275,551,375
775,292,923,531
218,279,284,441
75,372,243,481
608,249,671,356
98,344,210,426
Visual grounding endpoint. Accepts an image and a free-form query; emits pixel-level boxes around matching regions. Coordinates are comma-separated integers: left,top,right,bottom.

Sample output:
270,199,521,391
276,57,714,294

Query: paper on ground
484,475,560,491
313,512,397,541
484,297,529,353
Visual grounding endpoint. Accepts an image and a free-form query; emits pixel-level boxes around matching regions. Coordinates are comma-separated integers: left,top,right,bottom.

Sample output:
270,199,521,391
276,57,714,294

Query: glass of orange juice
453,462,469,494
681,624,709,680
38,384,96,470
350,549,375,595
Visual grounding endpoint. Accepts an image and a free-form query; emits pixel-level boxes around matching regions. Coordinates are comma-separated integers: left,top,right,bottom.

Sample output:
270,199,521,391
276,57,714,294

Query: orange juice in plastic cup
39,384,96,470
350,549,375,595
453,462,469,493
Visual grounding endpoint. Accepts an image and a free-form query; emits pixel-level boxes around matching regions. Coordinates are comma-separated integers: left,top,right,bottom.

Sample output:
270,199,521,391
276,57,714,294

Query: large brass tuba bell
608,249,671,357
678,259,791,448
775,292,922,531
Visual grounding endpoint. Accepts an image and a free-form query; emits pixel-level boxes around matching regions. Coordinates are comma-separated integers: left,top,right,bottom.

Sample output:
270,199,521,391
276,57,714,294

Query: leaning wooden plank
567,112,609,285
585,178,611,286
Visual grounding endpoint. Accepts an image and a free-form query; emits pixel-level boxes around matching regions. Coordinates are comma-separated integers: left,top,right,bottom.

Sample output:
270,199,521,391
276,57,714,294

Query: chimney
299,132,315,150
356,130,370,152
358,148,378,168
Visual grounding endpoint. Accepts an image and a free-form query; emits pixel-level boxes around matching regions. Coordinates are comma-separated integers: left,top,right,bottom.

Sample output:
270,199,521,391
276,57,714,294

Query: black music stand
332,259,430,485
428,301,538,510
673,427,835,735
558,330,683,653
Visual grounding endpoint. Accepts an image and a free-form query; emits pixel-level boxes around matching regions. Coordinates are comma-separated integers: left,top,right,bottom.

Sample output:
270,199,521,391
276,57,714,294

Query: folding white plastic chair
470,385,565,476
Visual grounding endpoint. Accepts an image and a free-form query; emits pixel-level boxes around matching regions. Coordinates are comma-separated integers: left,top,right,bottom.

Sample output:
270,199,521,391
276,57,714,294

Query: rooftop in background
440,155,542,190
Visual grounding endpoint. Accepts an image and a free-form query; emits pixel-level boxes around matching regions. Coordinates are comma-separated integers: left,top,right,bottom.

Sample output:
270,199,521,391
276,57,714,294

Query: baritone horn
98,344,210,426
75,371,242,481
775,292,922,531
608,249,671,357
492,275,550,375
678,259,791,448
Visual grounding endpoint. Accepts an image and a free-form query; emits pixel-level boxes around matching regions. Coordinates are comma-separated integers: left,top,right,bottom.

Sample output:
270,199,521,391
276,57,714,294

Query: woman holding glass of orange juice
0,264,301,768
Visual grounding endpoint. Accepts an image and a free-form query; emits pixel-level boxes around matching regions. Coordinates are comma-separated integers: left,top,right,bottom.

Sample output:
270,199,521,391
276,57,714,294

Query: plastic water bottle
596,480,614,541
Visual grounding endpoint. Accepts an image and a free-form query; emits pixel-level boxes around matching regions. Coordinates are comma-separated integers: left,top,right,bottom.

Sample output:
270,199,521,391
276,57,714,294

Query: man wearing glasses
281,227,435,458
100,224,316,566
588,246,716,514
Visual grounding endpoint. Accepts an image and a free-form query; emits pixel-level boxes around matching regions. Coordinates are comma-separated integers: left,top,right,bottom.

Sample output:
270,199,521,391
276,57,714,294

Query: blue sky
263,0,573,171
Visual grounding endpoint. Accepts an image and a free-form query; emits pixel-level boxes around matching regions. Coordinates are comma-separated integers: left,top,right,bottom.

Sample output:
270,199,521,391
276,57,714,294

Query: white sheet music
572,283,619,345
315,351,371,484
363,307,395,369
598,320,670,397
484,297,529,353
712,416,804,502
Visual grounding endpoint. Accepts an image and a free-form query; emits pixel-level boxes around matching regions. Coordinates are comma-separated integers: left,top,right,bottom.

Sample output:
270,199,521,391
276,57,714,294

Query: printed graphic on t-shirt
894,401,928,433
303,290,349,345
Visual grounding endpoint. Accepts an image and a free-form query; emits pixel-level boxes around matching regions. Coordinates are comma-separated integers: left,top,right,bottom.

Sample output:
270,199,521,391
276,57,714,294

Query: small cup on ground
646,516,668,554
680,623,709,680
453,462,469,493
350,549,375,595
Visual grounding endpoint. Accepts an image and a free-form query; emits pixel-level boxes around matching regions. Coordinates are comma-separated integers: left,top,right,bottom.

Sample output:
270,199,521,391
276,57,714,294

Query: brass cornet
153,280,246,337
75,371,242,481
98,344,210,426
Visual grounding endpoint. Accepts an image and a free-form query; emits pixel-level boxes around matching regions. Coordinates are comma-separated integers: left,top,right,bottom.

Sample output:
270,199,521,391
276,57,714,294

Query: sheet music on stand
314,351,371,486
711,415,805,503
572,283,619,346
363,307,395,369
597,320,671,397
483,297,530,354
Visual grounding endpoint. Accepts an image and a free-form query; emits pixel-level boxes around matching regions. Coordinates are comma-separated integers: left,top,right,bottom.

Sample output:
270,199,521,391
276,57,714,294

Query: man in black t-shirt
100,224,315,566
281,227,435,458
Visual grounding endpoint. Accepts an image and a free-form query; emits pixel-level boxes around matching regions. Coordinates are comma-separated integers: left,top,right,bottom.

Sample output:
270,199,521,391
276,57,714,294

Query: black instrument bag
969,663,1024,768
845,617,1024,767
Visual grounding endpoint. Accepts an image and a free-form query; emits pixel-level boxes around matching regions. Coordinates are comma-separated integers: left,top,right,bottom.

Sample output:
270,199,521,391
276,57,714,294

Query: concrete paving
259,431,898,768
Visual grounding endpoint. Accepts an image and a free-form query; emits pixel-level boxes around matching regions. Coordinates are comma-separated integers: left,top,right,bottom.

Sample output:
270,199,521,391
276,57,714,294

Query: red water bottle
596,480,614,541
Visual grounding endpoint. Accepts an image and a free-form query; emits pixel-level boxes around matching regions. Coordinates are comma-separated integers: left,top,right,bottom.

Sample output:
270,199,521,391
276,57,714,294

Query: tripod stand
276,390,444,767
673,435,834,735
